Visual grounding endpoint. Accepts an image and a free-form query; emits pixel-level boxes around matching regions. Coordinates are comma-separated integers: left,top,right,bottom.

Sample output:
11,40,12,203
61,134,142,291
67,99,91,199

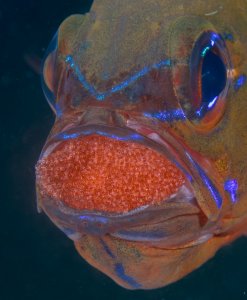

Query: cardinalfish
36,0,247,290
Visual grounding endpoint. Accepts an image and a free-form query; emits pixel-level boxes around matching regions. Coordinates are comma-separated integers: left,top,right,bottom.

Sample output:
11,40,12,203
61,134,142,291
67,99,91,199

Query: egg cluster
36,135,185,213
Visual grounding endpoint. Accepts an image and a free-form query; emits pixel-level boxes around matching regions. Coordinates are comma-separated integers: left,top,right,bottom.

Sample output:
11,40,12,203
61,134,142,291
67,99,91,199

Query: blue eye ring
188,31,231,128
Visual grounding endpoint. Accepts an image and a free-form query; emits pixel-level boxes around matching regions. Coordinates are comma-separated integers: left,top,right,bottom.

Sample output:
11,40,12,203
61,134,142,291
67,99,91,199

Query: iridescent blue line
58,130,144,142
114,263,142,289
79,215,108,224
99,238,116,259
186,153,222,208
224,179,238,203
100,242,141,288
234,74,246,91
55,103,63,117
144,109,186,122
65,55,171,101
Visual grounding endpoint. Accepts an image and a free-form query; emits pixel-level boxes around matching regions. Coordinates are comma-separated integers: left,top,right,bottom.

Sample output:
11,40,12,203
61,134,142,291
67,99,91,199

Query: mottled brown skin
37,0,247,290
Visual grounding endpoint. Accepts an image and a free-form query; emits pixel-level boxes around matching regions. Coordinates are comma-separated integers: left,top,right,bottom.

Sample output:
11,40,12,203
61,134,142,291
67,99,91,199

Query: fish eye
201,49,227,109
188,31,231,128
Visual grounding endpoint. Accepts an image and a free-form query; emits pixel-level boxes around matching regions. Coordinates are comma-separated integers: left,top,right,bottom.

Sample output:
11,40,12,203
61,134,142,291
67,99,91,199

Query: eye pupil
201,50,227,107
182,31,230,126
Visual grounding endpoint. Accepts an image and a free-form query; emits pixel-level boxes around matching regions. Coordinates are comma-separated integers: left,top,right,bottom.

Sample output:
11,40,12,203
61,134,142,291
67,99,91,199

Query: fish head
36,0,247,289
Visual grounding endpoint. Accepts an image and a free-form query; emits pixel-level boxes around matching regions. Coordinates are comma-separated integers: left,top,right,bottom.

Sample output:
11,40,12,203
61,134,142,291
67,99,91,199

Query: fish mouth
36,124,220,248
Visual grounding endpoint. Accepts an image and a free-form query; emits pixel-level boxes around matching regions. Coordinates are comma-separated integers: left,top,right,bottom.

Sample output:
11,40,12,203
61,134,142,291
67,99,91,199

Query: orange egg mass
36,135,185,213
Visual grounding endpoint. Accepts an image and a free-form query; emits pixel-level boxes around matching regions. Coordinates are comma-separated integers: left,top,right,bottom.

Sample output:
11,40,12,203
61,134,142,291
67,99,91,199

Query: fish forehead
58,0,246,81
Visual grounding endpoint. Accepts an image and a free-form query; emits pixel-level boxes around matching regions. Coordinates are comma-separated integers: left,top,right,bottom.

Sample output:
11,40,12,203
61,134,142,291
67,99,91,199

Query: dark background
1,1,247,299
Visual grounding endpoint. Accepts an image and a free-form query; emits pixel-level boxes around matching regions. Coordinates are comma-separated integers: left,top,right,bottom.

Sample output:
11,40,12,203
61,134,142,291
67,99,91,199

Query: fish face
36,1,247,290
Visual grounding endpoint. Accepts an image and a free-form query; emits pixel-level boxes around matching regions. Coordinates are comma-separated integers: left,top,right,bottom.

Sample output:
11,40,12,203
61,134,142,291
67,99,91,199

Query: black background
1,1,247,299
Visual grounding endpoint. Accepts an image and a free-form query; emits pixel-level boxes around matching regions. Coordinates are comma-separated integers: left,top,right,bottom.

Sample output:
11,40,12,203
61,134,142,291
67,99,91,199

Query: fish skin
36,0,247,289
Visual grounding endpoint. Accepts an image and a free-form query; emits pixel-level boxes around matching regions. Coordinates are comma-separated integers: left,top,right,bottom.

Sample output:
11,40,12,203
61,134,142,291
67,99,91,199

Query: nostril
36,134,185,213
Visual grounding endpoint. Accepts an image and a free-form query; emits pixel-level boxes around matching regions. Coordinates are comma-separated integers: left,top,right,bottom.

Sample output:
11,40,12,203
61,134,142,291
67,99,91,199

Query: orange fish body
36,0,247,289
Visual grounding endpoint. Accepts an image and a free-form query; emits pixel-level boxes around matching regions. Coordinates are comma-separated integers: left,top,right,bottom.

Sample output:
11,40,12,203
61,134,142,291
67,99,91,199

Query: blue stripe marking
58,130,144,142
99,238,116,259
65,55,171,101
99,240,141,288
234,74,247,91
186,154,222,208
79,215,108,224
114,263,142,289
224,179,238,203
144,109,186,122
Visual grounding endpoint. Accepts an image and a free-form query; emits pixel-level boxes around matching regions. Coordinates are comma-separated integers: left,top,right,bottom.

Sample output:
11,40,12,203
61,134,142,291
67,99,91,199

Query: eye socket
188,31,231,128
